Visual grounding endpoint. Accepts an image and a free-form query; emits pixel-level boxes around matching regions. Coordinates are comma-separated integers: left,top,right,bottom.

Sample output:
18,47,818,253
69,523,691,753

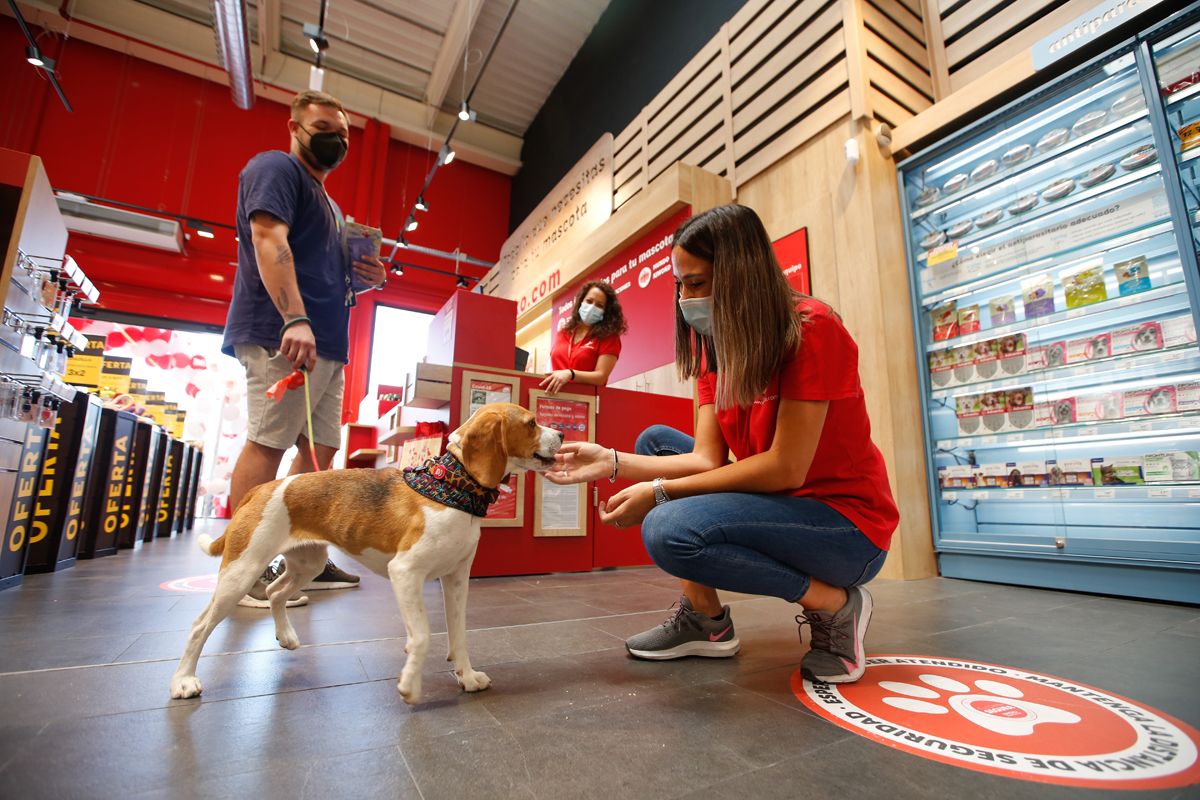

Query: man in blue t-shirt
222,90,387,607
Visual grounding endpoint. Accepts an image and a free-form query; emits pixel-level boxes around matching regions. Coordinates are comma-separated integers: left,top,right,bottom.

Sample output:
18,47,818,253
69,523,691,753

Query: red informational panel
773,227,811,294
550,208,692,383
592,387,695,569
426,290,518,369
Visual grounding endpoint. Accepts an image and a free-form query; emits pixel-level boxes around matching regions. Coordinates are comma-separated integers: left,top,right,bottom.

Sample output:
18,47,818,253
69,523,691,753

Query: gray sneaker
625,596,740,660
798,585,873,683
237,558,309,609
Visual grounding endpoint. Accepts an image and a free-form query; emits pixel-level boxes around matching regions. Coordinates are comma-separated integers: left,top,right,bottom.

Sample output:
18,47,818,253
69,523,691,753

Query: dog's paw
397,675,422,706
276,628,300,650
457,669,491,693
170,675,203,699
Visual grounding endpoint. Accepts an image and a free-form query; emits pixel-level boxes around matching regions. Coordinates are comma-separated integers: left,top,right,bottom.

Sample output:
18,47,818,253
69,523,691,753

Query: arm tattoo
277,290,290,314
274,243,294,266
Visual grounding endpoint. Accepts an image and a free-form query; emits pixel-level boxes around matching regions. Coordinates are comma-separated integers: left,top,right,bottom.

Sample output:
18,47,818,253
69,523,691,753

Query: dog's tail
197,534,225,557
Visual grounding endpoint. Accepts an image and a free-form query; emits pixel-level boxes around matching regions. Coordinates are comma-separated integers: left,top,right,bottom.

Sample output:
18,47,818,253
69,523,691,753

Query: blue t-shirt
222,151,352,363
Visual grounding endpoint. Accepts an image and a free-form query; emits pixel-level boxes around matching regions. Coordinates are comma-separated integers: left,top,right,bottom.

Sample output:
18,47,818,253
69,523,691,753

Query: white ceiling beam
424,0,485,127
5,0,522,174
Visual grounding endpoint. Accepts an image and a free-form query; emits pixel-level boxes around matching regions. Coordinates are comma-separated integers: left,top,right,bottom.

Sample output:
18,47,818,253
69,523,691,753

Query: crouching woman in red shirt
540,281,627,394
547,204,898,684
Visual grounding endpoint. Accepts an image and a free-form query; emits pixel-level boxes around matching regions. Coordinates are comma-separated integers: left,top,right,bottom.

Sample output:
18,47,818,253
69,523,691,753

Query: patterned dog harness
402,452,500,517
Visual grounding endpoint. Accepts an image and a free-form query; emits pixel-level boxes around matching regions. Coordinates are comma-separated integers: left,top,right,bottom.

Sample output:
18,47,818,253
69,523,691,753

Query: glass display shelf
935,411,1200,450
1167,81,1200,107
928,342,1198,401
940,484,1200,503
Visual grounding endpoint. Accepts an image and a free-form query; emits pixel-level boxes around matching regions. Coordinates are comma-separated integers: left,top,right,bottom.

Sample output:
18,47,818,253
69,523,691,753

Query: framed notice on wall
529,390,596,538
460,371,525,528
772,227,810,294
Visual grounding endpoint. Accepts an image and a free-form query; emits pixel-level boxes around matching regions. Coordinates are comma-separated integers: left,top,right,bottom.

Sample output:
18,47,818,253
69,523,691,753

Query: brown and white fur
170,402,563,705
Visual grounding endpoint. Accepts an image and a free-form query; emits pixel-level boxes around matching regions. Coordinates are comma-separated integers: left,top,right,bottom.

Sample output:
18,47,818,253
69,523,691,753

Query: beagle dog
169,403,563,705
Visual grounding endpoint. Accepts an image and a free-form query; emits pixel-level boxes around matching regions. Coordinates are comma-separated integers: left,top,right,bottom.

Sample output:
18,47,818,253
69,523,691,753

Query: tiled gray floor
0,520,1196,799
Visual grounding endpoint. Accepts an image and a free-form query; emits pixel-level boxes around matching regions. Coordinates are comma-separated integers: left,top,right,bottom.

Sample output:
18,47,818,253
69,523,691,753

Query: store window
367,304,431,414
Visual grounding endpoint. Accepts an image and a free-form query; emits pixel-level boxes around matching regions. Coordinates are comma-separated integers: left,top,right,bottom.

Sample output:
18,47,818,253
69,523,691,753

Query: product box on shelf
929,349,955,388
1123,385,1178,416
1110,321,1164,356
997,333,1028,375
1143,451,1200,483
972,339,1003,381
1034,399,1064,427
931,301,959,341
1066,332,1112,363
1177,381,1200,412
1007,387,1035,429
1162,314,1198,347
1022,274,1057,319
975,462,1015,488
979,390,1009,432
1062,263,1109,308
1114,255,1151,296
956,394,982,435
1075,392,1123,422
959,304,981,335
1048,458,1095,485
1091,457,1145,485
1015,461,1048,487
952,345,976,384
938,464,976,489
989,295,1017,326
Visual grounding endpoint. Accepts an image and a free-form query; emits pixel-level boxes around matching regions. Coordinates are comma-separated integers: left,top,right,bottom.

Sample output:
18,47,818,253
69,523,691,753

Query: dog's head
447,402,564,488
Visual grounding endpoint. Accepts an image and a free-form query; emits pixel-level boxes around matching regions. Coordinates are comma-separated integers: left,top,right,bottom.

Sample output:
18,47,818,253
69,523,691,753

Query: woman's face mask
578,301,605,326
678,296,713,336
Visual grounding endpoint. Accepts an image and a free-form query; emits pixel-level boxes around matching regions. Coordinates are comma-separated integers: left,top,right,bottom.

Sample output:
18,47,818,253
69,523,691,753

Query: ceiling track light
392,264,404,276
415,196,429,212
302,22,329,54
458,101,476,122
405,218,419,233
456,276,470,288
193,222,215,239
25,45,44,67
440,145,456,166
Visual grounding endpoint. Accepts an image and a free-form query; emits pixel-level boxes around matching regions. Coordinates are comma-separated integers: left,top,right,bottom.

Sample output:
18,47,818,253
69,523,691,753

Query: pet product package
956,394,982,436
1022,274,1056,319
1142,451,1200,483
343,220,384,293
952,345,976,385
958,305,981,335
978,390,1010,433
1091,457,1145,485
1016,461,1048,487
931,300,959,341
1047,459,1094,486
1110,321,1163,356
989,295,1017,326
975,463,1013,488
1062,263,1109,308
1036,340,1067,370
1075,392,1122,422
1122,385,1178,416
938,464,976,489
1066,332,1112,364
972,339,1002,381
929,349,955,388
1176,381,1200,412
1034,400,1066,427
1162,314,1198,348
997,333,1029,375
1006,387,1035,430
1114,255,1151,296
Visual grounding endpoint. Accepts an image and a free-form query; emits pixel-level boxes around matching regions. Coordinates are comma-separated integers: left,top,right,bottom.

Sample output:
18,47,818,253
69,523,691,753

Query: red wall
0,16,511,419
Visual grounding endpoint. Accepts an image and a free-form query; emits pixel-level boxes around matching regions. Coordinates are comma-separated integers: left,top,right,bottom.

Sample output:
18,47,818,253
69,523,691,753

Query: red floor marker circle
159,574,219,593
793,655,1200,790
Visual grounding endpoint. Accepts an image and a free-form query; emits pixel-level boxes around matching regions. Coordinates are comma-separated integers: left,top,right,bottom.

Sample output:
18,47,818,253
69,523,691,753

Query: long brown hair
673,204,805,408
562,281,628,340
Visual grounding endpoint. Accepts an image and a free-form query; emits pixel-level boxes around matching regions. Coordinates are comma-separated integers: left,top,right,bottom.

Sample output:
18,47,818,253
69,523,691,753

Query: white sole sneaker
813,587,873,684
627,637,741,660
237,594,308,609
302,580,358,591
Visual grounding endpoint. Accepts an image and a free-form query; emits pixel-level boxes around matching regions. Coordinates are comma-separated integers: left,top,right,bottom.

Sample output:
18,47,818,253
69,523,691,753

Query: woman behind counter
540,281,628,394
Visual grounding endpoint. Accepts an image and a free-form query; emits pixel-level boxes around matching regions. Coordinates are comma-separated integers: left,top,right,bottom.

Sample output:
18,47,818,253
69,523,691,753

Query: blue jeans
636,425,886,603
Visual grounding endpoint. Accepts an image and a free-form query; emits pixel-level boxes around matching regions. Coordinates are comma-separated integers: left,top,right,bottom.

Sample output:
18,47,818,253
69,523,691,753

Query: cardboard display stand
140,430,166,542
76,408,136,559
0,424,49,588
155,438,184,537
117,420,155,549
186,450,202,530
24,394,102,573
173,445,193,534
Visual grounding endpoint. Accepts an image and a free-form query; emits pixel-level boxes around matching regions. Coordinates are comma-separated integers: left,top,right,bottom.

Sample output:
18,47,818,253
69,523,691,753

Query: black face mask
298,124,347,171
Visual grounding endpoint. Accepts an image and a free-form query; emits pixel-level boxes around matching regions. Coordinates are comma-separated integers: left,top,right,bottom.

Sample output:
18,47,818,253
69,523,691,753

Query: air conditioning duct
212,0,255,110
56,196,185,253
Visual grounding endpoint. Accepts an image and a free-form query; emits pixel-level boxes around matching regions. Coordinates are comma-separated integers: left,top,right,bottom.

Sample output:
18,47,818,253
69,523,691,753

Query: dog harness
402,452,500,517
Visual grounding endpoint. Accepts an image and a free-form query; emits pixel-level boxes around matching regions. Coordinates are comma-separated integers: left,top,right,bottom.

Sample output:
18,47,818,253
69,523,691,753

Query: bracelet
279,315,311,338
608,448,619,483
569,369,576,381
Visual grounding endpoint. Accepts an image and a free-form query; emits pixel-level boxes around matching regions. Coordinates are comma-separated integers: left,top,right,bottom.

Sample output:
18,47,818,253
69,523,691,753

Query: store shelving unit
898,9,1200,603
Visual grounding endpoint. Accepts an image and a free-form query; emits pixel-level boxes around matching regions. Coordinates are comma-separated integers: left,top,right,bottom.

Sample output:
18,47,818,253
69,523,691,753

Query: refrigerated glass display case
898,7,1200,603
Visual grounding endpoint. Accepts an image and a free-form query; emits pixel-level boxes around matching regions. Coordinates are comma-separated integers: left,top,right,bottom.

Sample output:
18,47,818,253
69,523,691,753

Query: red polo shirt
550,328,622,372
697,299,899,551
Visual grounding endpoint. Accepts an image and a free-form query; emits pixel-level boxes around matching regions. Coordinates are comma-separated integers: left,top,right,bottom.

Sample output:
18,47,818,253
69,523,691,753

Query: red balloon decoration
171,352,191,369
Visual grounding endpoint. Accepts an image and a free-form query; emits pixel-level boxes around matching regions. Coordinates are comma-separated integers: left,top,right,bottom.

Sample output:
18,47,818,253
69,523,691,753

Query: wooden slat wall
929,0,1069,93
609,0,940,208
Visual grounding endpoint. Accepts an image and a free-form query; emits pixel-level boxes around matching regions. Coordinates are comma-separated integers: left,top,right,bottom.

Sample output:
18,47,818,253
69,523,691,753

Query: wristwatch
652,477,671,506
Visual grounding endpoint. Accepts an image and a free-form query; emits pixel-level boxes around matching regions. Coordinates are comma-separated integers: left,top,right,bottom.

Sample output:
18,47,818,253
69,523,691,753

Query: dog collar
402,452,500,517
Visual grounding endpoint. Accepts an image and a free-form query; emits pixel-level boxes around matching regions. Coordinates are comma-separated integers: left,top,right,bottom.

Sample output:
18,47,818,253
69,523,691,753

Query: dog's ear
452,409,508,488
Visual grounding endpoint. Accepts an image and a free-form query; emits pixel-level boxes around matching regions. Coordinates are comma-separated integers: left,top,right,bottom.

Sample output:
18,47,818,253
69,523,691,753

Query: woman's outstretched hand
545,442,615,485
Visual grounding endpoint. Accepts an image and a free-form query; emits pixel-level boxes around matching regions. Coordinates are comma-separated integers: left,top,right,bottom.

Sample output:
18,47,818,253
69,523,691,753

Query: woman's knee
641,504,701,563
635,424,688,456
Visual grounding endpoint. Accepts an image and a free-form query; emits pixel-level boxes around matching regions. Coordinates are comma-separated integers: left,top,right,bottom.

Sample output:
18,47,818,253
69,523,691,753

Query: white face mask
678,296,713,336
578,301,605,326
